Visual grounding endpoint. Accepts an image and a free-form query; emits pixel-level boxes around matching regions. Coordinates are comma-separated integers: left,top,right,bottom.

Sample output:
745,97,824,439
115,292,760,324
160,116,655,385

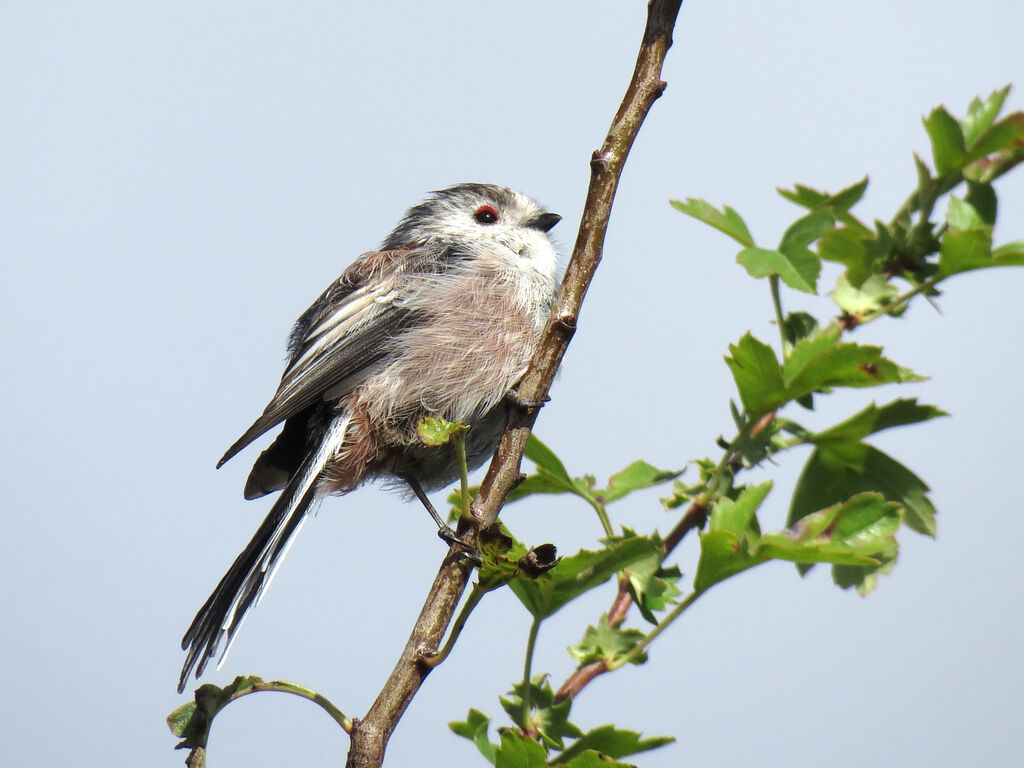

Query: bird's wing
217,248,423,468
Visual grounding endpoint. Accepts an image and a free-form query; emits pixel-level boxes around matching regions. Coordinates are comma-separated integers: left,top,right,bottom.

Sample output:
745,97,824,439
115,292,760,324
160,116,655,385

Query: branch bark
346,3,684,765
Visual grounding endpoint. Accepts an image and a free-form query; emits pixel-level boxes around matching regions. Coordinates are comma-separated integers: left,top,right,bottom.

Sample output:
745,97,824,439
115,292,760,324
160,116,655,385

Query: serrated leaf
627,560,682,623
500,678,581,751
451,709,498,765
724,334,785,415
552,726,675,765
694,484,773,591
964,182,997,226
783,326,922,394
736,245,820,293
568,614,647,666
818,227,875,287
694,529,766,593
671,198,754,246
833,545,898,596
599,461,681,503
939,228,994,275
510,435,583,502
780,209,835,251
789,443,936,537
923,106,968,175
562,752,635,768
509,538,659,619
709,482,772,536
811,399,946,444
777,183,828,209
166,701,198,738
495,731,549,768
993,241,1024,263
965,112,1024,162
961,86,1009,146
782,312,818,346
947,196,988,231
833,273,898,316
760,493,901,565
525,434,572,481
417,416,465,446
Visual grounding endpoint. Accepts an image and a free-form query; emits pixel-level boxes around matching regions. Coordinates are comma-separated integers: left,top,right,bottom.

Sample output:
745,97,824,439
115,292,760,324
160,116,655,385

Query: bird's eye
473,206,499,225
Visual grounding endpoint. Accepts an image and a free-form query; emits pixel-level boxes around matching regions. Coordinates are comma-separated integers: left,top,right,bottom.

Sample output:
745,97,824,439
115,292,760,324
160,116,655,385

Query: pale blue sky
2,2,1022,766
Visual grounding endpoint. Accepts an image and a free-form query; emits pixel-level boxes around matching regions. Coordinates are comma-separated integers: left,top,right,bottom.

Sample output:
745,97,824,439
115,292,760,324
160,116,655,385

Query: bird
178,183,562,693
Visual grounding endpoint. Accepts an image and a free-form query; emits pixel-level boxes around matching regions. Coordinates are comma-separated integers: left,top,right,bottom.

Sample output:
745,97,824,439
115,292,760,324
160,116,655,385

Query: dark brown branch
346,3,683,765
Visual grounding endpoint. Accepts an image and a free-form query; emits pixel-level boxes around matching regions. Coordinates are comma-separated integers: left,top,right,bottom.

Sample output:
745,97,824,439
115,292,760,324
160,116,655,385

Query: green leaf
923,106,968,175
525,434,572,482
946,196,988,231
782,312,818,347
812,399,946,445
417,416,465,446
509,537,659,619
832,274,898,317
500,678,581,751
562,753,635,768
495,731,549,768
961,86,1009,146
671,198,754,246
964,182,997,226
789,443,936,537
166,701,198,739
993,240,1024,264
709,481,772,536
694,484,773,592
780,208,836,251
510,435,582,502
783,325,922,395
833,545,898,596
726,329,919,418
966,112,1024,162
451,709,498,765
818,227,874,287
737,245,820,293
694,529,765,593
615,529,681,623
724,334,785,415
939,228,994,275
600,460,682,503
552,726,675,765
759,494,901,565
568,614,647,666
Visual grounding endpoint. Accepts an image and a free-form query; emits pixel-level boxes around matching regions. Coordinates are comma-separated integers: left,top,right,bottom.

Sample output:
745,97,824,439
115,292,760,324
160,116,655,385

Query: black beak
530,212,562,233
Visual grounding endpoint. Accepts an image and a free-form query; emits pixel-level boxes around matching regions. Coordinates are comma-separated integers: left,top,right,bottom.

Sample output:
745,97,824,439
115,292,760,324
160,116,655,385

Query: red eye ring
473,205,499,225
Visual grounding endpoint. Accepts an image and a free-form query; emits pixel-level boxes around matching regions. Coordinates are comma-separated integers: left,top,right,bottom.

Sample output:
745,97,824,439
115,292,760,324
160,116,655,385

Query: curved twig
345,3,684,765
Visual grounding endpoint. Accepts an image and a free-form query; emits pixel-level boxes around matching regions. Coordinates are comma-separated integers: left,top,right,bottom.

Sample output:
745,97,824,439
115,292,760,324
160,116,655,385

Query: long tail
178,414,350,693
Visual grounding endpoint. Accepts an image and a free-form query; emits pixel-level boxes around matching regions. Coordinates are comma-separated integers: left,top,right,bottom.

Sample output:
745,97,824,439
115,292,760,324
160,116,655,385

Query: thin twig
344,3,684,765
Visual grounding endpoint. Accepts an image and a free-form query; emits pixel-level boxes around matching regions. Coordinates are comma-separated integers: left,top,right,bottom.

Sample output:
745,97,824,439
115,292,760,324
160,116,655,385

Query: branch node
506,387,550,411
590,150,609,172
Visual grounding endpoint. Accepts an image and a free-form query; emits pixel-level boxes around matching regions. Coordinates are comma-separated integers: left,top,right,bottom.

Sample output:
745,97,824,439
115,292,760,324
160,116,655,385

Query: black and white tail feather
178,414,350,693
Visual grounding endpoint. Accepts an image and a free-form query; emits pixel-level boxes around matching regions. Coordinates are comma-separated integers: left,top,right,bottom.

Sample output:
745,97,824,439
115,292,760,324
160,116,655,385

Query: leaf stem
585,496,615,537
856,274,943,325
225,679,353,733
521,616,542,728
453,426,472,524
769,274,790,358
608,590,701,670
420,583,487,670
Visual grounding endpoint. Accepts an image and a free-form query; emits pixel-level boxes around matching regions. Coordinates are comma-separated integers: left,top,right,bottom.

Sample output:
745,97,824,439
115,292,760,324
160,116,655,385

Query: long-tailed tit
179,183,561,692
